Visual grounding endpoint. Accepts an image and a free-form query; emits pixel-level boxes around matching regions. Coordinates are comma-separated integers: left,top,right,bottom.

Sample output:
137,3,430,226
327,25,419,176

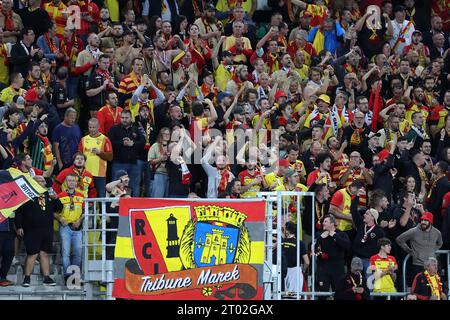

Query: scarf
2,10,15,31
330,104,340,136
44,33,57,53
86,45,100,60
218,167,231,194
369,82,382,131
411,125,427,139
0,44,8,66
350,126,364,145
424,270,443,298
181,162,192,185
37,134,53,170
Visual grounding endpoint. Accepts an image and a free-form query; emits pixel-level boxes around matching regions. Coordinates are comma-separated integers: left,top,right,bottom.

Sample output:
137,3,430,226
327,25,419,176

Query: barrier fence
81,194,449,300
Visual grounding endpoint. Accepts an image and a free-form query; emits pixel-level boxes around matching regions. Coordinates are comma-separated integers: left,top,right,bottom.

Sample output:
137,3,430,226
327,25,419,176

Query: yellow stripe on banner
114,236,265,265
114,236,134,259
249,241,264,264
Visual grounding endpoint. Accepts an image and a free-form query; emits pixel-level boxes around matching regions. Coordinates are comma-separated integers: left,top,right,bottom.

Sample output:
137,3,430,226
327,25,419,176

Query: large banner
0,168,46,223
113,198,266,300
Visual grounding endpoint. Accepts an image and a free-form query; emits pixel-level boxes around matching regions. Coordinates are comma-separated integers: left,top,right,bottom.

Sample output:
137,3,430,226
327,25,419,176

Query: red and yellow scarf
37,134,54,170
44,33,58,54
218,167,231,194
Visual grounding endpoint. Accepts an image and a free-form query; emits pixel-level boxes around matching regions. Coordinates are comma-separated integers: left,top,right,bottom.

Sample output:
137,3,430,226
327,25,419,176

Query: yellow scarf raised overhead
312,28,325,54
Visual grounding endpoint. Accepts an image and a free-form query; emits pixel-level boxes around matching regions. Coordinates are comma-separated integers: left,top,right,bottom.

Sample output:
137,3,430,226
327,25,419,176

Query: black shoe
22,276,30,287
43,276,56,286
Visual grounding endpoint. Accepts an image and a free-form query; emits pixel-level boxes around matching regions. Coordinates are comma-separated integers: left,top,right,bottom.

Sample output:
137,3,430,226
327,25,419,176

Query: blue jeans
137,160,153,197
93,176,106,198
112,163,140,197
59,224,82,276
151,173,169,198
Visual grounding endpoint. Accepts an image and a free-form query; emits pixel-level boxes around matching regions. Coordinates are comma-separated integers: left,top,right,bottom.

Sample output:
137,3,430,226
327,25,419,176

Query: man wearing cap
334,257,370,300
351,188,386,273
396,211,443,286
264,159,291,190
129,74,164,123
389,5,415,55
194,3,222,50
305,94,342,142
403,30,430,64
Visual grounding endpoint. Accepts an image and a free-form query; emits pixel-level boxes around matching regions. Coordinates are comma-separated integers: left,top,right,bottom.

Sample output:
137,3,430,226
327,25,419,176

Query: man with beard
226,65,252,97
271,53,302,93
377,113,402,148
201,138,235,199
98,7,112,32
238,158,267,198
343,111,371,154
352,96,373,128
100,22,124,49
53,152,96,198
306,151,335,189
405,112,429,149
107,109,145,197
404,86,429,127
428,90,450,138
396,212,442,286
395,58,418,88
194,3,222,50
403,30,430,66
153,34,184,74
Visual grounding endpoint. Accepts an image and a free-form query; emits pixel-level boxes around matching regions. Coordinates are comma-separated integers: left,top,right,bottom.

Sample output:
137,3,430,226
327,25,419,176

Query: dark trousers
316,261,345,299
0,232,15,279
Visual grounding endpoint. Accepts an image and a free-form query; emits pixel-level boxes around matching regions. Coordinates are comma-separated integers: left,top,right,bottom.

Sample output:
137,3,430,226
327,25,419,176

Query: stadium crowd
0,0,449,300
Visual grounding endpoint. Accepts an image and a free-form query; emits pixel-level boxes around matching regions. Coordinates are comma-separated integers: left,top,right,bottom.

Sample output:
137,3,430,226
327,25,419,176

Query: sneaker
0,279,13,287
43,276,56,286
22,276,30,287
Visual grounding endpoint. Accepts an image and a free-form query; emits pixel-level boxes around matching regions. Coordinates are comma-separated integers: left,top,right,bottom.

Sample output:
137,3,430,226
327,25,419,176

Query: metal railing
81,195,449,300
402,250,450,294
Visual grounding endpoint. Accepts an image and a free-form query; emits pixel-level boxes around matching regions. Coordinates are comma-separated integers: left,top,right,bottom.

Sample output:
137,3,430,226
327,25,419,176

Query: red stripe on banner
119,198,266,222
0,180,30,211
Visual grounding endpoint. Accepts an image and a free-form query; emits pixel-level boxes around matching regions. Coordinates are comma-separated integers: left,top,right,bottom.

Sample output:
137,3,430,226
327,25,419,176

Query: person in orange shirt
96,91,123,135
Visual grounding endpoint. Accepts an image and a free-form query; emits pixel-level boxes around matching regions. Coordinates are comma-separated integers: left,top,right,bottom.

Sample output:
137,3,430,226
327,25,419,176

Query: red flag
371,81,382,132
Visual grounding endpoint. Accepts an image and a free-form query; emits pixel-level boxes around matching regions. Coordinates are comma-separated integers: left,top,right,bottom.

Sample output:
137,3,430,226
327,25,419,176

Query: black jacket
18,8,51,38
315,230,350,265
372,154,395,200
426,176,450,229
9,42,41,77
107,124,145,164
351,196,385,259
334,271,370,300
15,193,62,231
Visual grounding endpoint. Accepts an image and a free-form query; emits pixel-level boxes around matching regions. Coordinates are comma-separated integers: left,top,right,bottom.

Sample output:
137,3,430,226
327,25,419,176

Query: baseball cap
217,91,232,102
278,159,290,167
412,30,422,36
367,208,379,224
420,212,434,224
275,90,287,100
317,94,331,105
205,2,215,11
351,257,364,271
233,105,245,115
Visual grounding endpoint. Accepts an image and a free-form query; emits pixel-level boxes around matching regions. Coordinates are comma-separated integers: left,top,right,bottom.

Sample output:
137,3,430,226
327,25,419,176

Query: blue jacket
36,34,60,61
308,22,345,54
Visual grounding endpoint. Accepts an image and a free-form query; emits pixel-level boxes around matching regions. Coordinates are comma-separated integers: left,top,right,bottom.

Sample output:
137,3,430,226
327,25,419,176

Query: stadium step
0,286,85,300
